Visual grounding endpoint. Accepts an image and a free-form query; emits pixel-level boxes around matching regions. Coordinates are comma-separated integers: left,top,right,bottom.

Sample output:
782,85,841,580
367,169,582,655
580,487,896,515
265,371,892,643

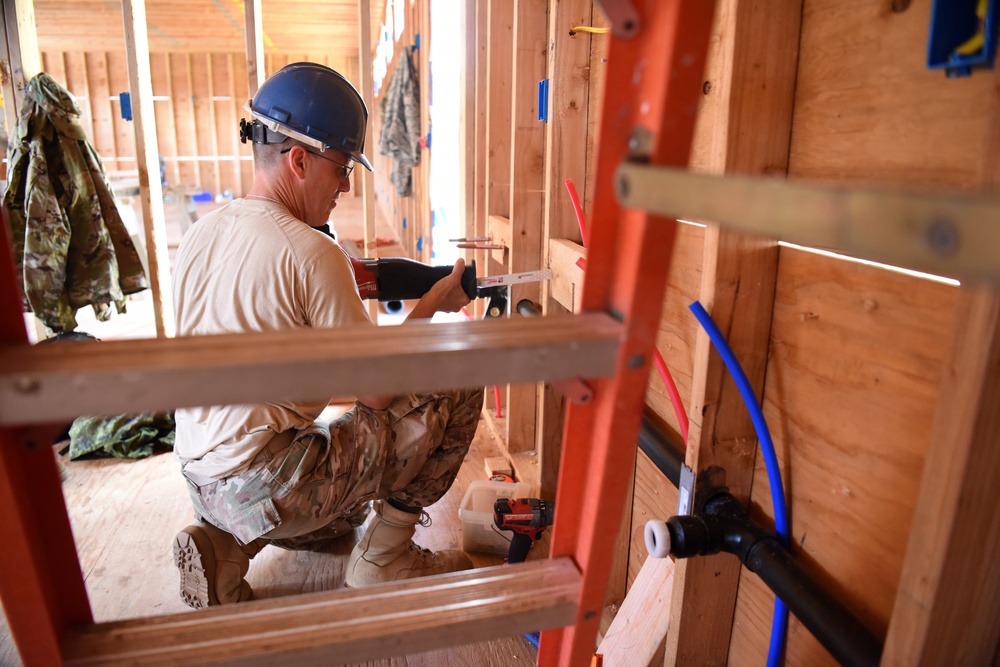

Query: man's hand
405,258,472,320
358,260,471,409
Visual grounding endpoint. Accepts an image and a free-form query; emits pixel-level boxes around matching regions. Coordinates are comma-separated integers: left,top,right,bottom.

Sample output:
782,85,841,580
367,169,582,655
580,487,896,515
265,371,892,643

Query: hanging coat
379,47,421,197
3,72,148,333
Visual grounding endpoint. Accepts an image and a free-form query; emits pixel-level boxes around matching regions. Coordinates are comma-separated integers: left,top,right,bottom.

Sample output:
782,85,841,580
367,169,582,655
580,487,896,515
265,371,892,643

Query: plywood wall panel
726,247,959,665
645,222,705,442
789,0,994,190
150,52,181,187
83,51,115,162
189,54,215,192
627,450,679,589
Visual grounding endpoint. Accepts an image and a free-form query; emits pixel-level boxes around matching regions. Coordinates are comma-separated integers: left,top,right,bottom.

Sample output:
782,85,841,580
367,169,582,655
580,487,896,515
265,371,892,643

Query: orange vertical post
537,1,717,665
0,215,93,664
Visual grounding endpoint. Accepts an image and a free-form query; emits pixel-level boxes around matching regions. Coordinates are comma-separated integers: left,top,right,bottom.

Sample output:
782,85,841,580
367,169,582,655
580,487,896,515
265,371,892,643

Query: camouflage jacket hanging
379,47,420,197
2,72,147,333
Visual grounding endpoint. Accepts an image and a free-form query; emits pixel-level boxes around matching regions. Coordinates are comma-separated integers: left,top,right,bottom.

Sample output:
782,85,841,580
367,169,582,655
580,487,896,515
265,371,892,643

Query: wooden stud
537,0,596,499
596,555,675,666
244,0,265,97
206,53,222,196
357,0,379,322
504,0,547,455
156,52,181,187
485,0,513,223
472,0,489,321
122,0,174,338
881,286,1000,665
0,0,41,138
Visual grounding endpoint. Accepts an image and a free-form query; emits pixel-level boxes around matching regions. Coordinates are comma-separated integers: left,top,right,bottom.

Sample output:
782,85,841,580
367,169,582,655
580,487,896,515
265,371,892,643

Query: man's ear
285,145,308,180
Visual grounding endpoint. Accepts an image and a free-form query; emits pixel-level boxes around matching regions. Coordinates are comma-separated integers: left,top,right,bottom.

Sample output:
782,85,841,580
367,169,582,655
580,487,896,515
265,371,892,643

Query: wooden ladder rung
61,559,581,666
616,163,1000,285
0,313,622,425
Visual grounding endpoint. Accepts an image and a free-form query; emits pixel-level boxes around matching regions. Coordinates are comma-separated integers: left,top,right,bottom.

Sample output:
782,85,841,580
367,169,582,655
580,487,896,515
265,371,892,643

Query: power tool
349,255,551,307
493,497,556,564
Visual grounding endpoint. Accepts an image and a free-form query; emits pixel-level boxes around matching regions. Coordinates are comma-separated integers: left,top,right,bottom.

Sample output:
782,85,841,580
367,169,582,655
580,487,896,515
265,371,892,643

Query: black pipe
639,419,883,667
637,416,683,488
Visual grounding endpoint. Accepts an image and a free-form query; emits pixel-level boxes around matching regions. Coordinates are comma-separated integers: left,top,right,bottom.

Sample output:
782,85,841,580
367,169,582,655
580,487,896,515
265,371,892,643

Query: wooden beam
597,555,675,667
536,0,594,499
618,165,1000,286
472,0,489,320
358,0,379,322
62,559,580,666
881,286,1000,665
244,0,265,97
661,0,802,664
0,0,41,142
122,0,174,338
0,313,622,425
485,0,513,223
505,0,548,454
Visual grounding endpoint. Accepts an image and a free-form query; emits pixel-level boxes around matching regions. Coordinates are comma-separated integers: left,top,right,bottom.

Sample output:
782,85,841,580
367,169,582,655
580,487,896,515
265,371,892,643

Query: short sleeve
300,241,374,330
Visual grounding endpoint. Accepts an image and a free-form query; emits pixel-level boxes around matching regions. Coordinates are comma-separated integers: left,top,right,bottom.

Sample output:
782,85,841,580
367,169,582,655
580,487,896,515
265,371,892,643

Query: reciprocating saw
349,256,551,303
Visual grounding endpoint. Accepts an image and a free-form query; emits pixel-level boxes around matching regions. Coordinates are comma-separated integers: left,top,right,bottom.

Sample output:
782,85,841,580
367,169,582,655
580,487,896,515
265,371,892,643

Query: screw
926,218,959,256
703,81,712,95
14,377,40,394
629,354,644,369
583,610,597,621
616,173,630,201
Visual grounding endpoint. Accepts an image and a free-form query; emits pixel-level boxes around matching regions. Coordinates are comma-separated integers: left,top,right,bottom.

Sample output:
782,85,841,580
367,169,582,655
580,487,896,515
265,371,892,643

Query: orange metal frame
0,215,93,665
539,1,716,665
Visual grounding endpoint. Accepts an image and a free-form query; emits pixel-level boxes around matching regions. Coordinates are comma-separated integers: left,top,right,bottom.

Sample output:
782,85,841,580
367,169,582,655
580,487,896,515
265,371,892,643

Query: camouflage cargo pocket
228,496,281,544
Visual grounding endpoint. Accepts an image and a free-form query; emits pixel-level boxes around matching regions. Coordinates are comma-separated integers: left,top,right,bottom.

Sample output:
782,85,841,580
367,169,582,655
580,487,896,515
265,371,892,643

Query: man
171,62,483,608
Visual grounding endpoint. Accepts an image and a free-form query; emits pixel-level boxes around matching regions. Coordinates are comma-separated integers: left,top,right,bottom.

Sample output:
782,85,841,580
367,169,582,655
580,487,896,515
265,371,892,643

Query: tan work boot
173,521,260,608
345,500,473,588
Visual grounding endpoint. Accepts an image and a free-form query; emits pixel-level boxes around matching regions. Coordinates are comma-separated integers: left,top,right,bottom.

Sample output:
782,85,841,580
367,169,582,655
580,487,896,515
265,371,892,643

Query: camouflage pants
183,388,484,550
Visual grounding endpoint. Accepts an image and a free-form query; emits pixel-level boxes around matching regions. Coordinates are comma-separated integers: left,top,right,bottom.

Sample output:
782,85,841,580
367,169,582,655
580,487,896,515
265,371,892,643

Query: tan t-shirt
172,198,371,478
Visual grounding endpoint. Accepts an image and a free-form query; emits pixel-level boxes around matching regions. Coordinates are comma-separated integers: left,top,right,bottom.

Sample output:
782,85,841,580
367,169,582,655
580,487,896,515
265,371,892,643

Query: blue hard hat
243,62,373,172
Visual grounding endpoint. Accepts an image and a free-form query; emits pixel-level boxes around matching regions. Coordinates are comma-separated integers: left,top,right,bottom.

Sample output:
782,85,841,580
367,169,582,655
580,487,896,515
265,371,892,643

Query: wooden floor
0,417,542,666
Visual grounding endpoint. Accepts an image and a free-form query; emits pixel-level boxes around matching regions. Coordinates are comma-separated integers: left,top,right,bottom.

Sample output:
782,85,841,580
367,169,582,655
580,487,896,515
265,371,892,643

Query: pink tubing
653,347,689,444
564,178,588,246
564,177,689,444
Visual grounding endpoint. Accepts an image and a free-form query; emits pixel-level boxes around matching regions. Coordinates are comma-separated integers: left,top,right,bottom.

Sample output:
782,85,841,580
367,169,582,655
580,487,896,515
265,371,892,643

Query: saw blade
476,269,553,288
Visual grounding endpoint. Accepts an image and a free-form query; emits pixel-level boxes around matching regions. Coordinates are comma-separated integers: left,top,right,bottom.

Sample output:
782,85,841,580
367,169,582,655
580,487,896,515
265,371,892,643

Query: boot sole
173,527,218,609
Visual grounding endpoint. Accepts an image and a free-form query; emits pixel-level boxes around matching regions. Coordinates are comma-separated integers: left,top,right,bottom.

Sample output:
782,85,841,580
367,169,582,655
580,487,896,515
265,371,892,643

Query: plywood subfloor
0,418,541,666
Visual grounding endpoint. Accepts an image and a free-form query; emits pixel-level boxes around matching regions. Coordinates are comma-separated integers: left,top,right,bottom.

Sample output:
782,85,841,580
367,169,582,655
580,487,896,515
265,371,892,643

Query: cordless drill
493,497,556,564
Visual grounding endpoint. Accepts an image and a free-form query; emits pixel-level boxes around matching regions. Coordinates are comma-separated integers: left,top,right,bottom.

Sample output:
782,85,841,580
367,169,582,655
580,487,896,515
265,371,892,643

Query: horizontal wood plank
0,314,622,425
616,164,999,285
62,559,580,666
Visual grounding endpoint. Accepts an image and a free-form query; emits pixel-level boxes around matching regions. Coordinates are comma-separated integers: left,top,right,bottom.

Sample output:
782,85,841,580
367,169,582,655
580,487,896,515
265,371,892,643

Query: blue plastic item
119,92,132,121
928,0,998,77
537,79,549,122
689,301,791,667
191,192,213,204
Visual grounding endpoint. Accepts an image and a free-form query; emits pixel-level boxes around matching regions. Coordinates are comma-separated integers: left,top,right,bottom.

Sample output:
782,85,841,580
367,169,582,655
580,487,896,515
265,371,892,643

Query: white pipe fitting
644,519,671,558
